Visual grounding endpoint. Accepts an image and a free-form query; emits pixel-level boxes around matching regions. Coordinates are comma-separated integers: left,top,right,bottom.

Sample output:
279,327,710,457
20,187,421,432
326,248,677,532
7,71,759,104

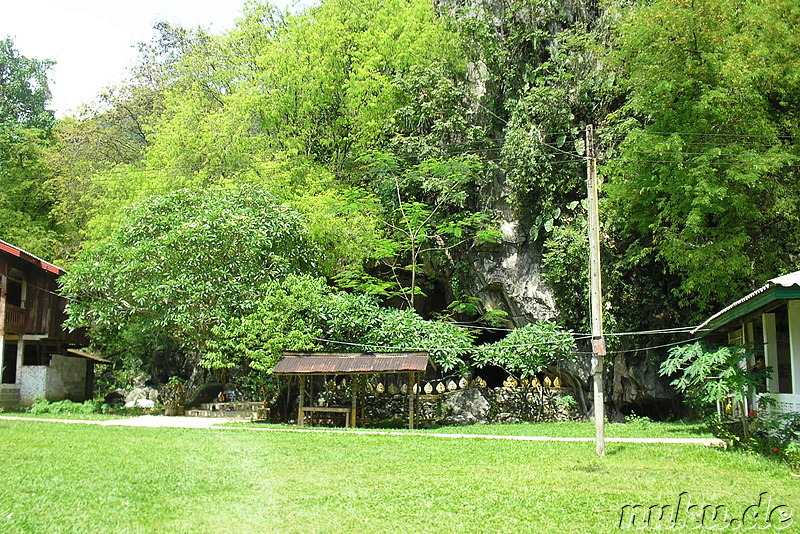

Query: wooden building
0,239,96,408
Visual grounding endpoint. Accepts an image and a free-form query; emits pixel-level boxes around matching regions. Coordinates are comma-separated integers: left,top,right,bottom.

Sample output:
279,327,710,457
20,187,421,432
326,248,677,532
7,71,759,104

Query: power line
314,336,589,354
444,322,702,338
312,334,698,356
600,158,800,168
606,338,701,355
595,128,794,140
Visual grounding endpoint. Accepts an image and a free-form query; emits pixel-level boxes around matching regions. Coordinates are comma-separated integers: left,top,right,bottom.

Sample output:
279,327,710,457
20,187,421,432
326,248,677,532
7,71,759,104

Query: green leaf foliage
61,185,316,370
0,37,59,259
604,0,800,312
474,321,577,378
206,274,475,373
659,342,758,413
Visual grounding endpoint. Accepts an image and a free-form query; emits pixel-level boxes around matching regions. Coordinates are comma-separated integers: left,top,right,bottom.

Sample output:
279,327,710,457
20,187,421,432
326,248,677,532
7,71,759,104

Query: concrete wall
17,355,88,405
19,366,48,405
47,354,88,402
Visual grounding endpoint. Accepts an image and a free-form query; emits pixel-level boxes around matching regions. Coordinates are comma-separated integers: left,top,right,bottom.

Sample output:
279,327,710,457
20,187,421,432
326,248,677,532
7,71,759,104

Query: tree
205,274,475,373
0,37,54,129
351,151,497,309
0,37,58,257
474,322,576,378
604,0,800,313
659,341,768,438
61,185,316,377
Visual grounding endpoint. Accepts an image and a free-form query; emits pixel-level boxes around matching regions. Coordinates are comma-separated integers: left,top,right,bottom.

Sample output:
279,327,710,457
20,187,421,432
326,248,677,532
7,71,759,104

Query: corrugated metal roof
693,271,800,334
274,352,429,374
0,239,64,275
67,348,111,364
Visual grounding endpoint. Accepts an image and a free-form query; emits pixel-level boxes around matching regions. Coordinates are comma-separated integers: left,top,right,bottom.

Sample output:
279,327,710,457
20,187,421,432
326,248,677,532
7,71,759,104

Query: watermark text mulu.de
619,492,793,530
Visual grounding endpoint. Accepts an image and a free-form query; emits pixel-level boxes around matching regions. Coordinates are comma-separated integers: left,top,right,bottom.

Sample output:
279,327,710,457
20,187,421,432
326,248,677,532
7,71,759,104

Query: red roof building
1,239,92,407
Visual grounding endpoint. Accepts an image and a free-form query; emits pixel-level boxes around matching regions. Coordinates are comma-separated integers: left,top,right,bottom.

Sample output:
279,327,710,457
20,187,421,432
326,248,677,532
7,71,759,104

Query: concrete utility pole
585,124,606,457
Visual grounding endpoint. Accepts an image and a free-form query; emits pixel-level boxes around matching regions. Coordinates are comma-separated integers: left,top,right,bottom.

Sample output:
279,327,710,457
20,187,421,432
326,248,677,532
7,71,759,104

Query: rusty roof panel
274,352,429,374
0,239,65,275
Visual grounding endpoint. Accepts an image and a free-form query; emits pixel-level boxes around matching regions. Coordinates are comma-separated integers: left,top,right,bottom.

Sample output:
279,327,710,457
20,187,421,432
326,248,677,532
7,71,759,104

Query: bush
555,395,577,411
705,410,800,471
28,397,111,415
624,413,652,428
785,442,800,474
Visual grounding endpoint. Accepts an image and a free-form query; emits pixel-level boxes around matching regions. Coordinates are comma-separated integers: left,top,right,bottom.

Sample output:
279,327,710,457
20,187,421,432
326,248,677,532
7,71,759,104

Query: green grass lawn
0,412,125,421
235,420,714,439
0,420,796,533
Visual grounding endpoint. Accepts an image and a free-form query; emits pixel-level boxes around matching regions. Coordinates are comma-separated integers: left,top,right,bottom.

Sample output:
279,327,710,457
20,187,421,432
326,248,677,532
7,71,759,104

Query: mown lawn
236,420,713,439
0,419,796,533
0,412,125,421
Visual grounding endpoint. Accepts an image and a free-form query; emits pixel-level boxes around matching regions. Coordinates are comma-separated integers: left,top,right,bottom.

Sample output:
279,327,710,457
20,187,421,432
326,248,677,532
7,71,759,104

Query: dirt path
0,415,727,446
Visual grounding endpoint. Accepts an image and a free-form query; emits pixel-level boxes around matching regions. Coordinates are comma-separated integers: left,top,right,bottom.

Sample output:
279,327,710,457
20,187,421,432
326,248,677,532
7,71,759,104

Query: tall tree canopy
603,0,800,311
0,37,58,257
61,185,316,376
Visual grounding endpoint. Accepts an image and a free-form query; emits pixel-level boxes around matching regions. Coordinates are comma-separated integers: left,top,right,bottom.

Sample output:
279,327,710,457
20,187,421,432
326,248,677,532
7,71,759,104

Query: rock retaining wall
360,386,580,426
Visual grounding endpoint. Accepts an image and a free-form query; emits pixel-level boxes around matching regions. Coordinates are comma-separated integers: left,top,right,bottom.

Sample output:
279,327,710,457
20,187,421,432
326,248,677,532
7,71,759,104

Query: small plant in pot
163,376,187,416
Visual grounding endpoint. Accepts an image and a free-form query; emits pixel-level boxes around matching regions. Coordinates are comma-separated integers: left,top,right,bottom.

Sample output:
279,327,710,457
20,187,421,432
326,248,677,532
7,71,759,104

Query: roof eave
694,285,800,336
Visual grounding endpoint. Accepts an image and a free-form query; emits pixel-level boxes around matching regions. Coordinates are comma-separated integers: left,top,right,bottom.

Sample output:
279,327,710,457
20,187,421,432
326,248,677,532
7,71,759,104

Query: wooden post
297,375,306,427
586,124,606,457
350,375,358,428
408,372,415,430
0,273,6,381
0,273,6,334
360,377,366,421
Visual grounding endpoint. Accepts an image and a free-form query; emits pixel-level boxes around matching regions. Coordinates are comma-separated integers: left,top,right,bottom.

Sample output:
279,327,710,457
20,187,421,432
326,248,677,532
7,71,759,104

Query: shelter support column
350,375,357,428
297,376,306,427
762,313,779,394
408,372,415,430
789,301,800,395
0,274,5,377
15,339,23,386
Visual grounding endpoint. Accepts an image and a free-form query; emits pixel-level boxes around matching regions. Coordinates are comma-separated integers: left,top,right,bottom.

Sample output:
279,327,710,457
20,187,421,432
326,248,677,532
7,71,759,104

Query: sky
0,0,287,117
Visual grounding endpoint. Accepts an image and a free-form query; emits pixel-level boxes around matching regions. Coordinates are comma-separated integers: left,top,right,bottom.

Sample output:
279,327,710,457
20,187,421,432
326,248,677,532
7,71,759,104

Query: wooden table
300,406,351,427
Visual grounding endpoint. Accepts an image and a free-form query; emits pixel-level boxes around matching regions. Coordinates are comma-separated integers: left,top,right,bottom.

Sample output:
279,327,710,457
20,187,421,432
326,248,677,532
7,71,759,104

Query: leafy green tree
356,307,474,372
206,274,475,373
659,342,756,412
659,341,769,438
61,185,316,376
0,37,58,257
474,322,576,378
204,275,331,372
604,0,800,313
0,37,54,129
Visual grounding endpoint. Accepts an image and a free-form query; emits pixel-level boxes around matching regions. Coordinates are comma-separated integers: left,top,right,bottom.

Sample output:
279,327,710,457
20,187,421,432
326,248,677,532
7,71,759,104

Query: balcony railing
4,304,24,334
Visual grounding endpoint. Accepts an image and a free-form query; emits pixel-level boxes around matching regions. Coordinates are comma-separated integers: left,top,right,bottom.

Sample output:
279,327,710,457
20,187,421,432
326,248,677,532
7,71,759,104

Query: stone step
185,409,253,419
198,401,262,412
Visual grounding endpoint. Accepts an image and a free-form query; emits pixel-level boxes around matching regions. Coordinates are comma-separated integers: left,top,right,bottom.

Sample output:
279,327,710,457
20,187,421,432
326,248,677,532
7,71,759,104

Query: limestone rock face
124,387,159,408
442,388,491,425
468,237,557,327
612,351,676,406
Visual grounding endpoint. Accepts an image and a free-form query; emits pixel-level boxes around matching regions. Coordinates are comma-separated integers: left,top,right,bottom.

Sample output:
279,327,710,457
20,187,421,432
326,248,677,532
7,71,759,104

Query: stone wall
46,354,88,402
359,386,580,426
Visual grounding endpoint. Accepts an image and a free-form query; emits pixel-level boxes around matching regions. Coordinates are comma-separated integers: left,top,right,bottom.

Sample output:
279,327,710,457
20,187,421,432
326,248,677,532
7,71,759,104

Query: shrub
785,442,800,474
28,397,111,415
555,395,577,411
474,321,576,378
